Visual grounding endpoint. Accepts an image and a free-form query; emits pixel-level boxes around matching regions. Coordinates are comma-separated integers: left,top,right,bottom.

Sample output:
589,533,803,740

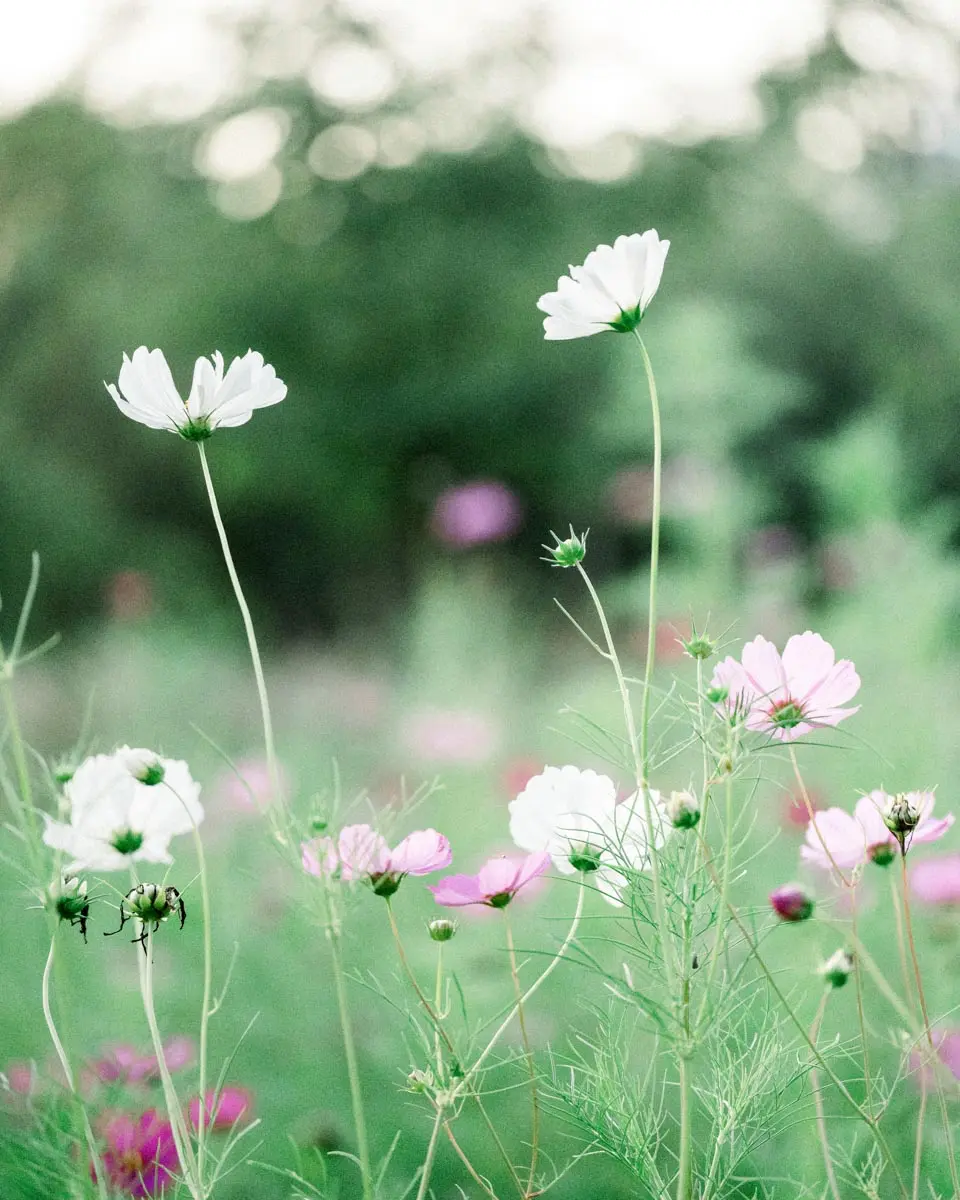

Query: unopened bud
49,875,90,942
666,790,700,830
428,919,457,943
683,635,716,661
882,793,920,840
818,948,854,989
406,1067,434,1094
120,748,165,786
52,758,76,785
705,685,728,705
542,527,588,568
769,882,814,923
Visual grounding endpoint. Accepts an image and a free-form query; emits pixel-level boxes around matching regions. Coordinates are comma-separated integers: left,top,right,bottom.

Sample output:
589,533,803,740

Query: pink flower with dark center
302,824,452,897
189,1087,252,1131
710,632,860,742
430,481,523,547
910,854,960,905
802,792,953,872
98,1109,179,1197
429,852,551,908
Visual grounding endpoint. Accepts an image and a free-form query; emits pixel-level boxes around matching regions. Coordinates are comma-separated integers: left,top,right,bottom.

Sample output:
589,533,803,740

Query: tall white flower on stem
43,750,203,872
509,765,669,906
537,230,670,340
106,347,286,440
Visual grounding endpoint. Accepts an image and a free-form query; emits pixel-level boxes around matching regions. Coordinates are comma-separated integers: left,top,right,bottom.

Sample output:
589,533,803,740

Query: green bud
569,847,602,874
666,789,700,830
428,919,457,942
542,527,588,568
868,843,896,867
406,1067,434,1094
882,793,920,840
705,685,728,705
683,635,716,661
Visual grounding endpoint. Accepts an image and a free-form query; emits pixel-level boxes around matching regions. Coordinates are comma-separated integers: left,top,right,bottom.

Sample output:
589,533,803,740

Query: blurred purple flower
910,854,960,905
430,481,522,548
97,1109,179,1197
92,1038,194,1086
210,757,290,814
189,1086,253,1131
430,852,551,908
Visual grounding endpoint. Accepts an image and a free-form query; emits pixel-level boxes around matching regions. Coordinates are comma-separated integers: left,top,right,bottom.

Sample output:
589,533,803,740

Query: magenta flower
97,1109,179,1197
769,882,814,922
189,1087,252,1131
910,854,960,905
710,632,860,742
302,823,452,897
430,852,551,908
802,792,953,872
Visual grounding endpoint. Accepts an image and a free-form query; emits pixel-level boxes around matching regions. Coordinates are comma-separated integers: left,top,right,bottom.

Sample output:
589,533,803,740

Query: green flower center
111,828,144,855
770,700,805,730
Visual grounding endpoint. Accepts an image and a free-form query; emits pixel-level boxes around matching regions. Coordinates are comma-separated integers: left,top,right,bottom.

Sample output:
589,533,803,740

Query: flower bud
666,789,700,830
868,842,896,868
818,948,854,989
542,528,588,568
125,883,183,926
428,919,458,943
568,847,602,874
705,685,728,705
406,1067,434,1094
769,882,814,923
683,635,716,661
49,875,90,941
882,793,920,840
121,748,165,786
52,758,76,785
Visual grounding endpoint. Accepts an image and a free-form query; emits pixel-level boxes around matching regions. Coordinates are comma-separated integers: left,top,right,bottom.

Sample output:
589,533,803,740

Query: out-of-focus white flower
43,751,203,872
537,231,670,340
508,766,669,906
106,347,286,440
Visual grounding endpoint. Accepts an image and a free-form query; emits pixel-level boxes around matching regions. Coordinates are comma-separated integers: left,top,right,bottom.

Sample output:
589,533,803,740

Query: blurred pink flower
910,854,960,905
430,481,522,547
401,707,499,765
189,1087,252,1131
302,824,452,896
911,1029,960,1090
783,787,823,829
4,1062,35,1095
97,1109,178,1197
105,571,154,621
210,758,290,813
711,632,860,742
430,852,551,908
92,1038,194,1086
802,792,953,872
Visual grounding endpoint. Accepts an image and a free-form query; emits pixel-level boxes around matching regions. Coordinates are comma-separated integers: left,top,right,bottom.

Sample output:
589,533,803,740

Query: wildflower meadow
3,221,960,1200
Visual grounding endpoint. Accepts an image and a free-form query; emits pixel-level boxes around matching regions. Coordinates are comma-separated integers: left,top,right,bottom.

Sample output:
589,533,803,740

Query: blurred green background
4,0,960,1196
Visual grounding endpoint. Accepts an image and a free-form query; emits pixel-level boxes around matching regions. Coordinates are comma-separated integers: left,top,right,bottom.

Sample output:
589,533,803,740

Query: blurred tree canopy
1,8,960,639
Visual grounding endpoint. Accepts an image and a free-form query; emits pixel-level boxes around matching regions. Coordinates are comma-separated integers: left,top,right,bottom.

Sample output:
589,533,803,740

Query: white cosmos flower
43,750,203,872
537,230,670,340
106,346,286,440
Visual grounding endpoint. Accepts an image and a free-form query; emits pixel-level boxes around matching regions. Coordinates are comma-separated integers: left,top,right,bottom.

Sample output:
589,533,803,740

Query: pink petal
911,855,960,904
338,825,390,878
301,837,338,878
429,873,487,906
475,856,524,897
189,1087,252,1130
740,636,788,705
388,828,452,875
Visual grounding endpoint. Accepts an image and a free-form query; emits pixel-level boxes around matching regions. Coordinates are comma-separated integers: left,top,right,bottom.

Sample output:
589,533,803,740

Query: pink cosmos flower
301,823,452,897
802,792,953,872
401,707,499,765
98,1109,179,1197
429,852,551,908
910,854,960,905
189,1087,252,1131
92,1038,194,1086
710,632,860,742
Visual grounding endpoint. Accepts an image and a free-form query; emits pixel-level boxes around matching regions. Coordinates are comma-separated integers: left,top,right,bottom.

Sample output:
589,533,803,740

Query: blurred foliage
1,12,960,642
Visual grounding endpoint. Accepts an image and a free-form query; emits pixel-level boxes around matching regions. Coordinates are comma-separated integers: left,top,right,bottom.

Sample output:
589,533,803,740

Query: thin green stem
632,332,661,784
42,938,109,1200
676,1053,692,1200
138,938,203,1199
415,1106,444,1200
899,851,960,1196
789,747,850,887
849,886,873,1119
913,1071,928,1200
694,772,733,1035
197,443,281,809
443,1122,500,1200
809,989,841,1200
327,925,374,1200
504,911,540,1195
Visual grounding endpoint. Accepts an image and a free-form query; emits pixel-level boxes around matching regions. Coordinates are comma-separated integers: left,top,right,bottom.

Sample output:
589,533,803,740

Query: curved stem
197,444,281,810
138,939,202,1199
632,332,662,784
327,925,374,1200
789,747,849,887
809,989,841,1200
899,851,960,1195
504,911,540,1194
42,938,109,1200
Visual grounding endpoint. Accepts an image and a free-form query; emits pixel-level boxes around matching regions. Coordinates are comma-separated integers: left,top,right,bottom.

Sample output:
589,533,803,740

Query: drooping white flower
537,231,670,340
106,347,286,440
43,750,203,872
508,765,670,906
